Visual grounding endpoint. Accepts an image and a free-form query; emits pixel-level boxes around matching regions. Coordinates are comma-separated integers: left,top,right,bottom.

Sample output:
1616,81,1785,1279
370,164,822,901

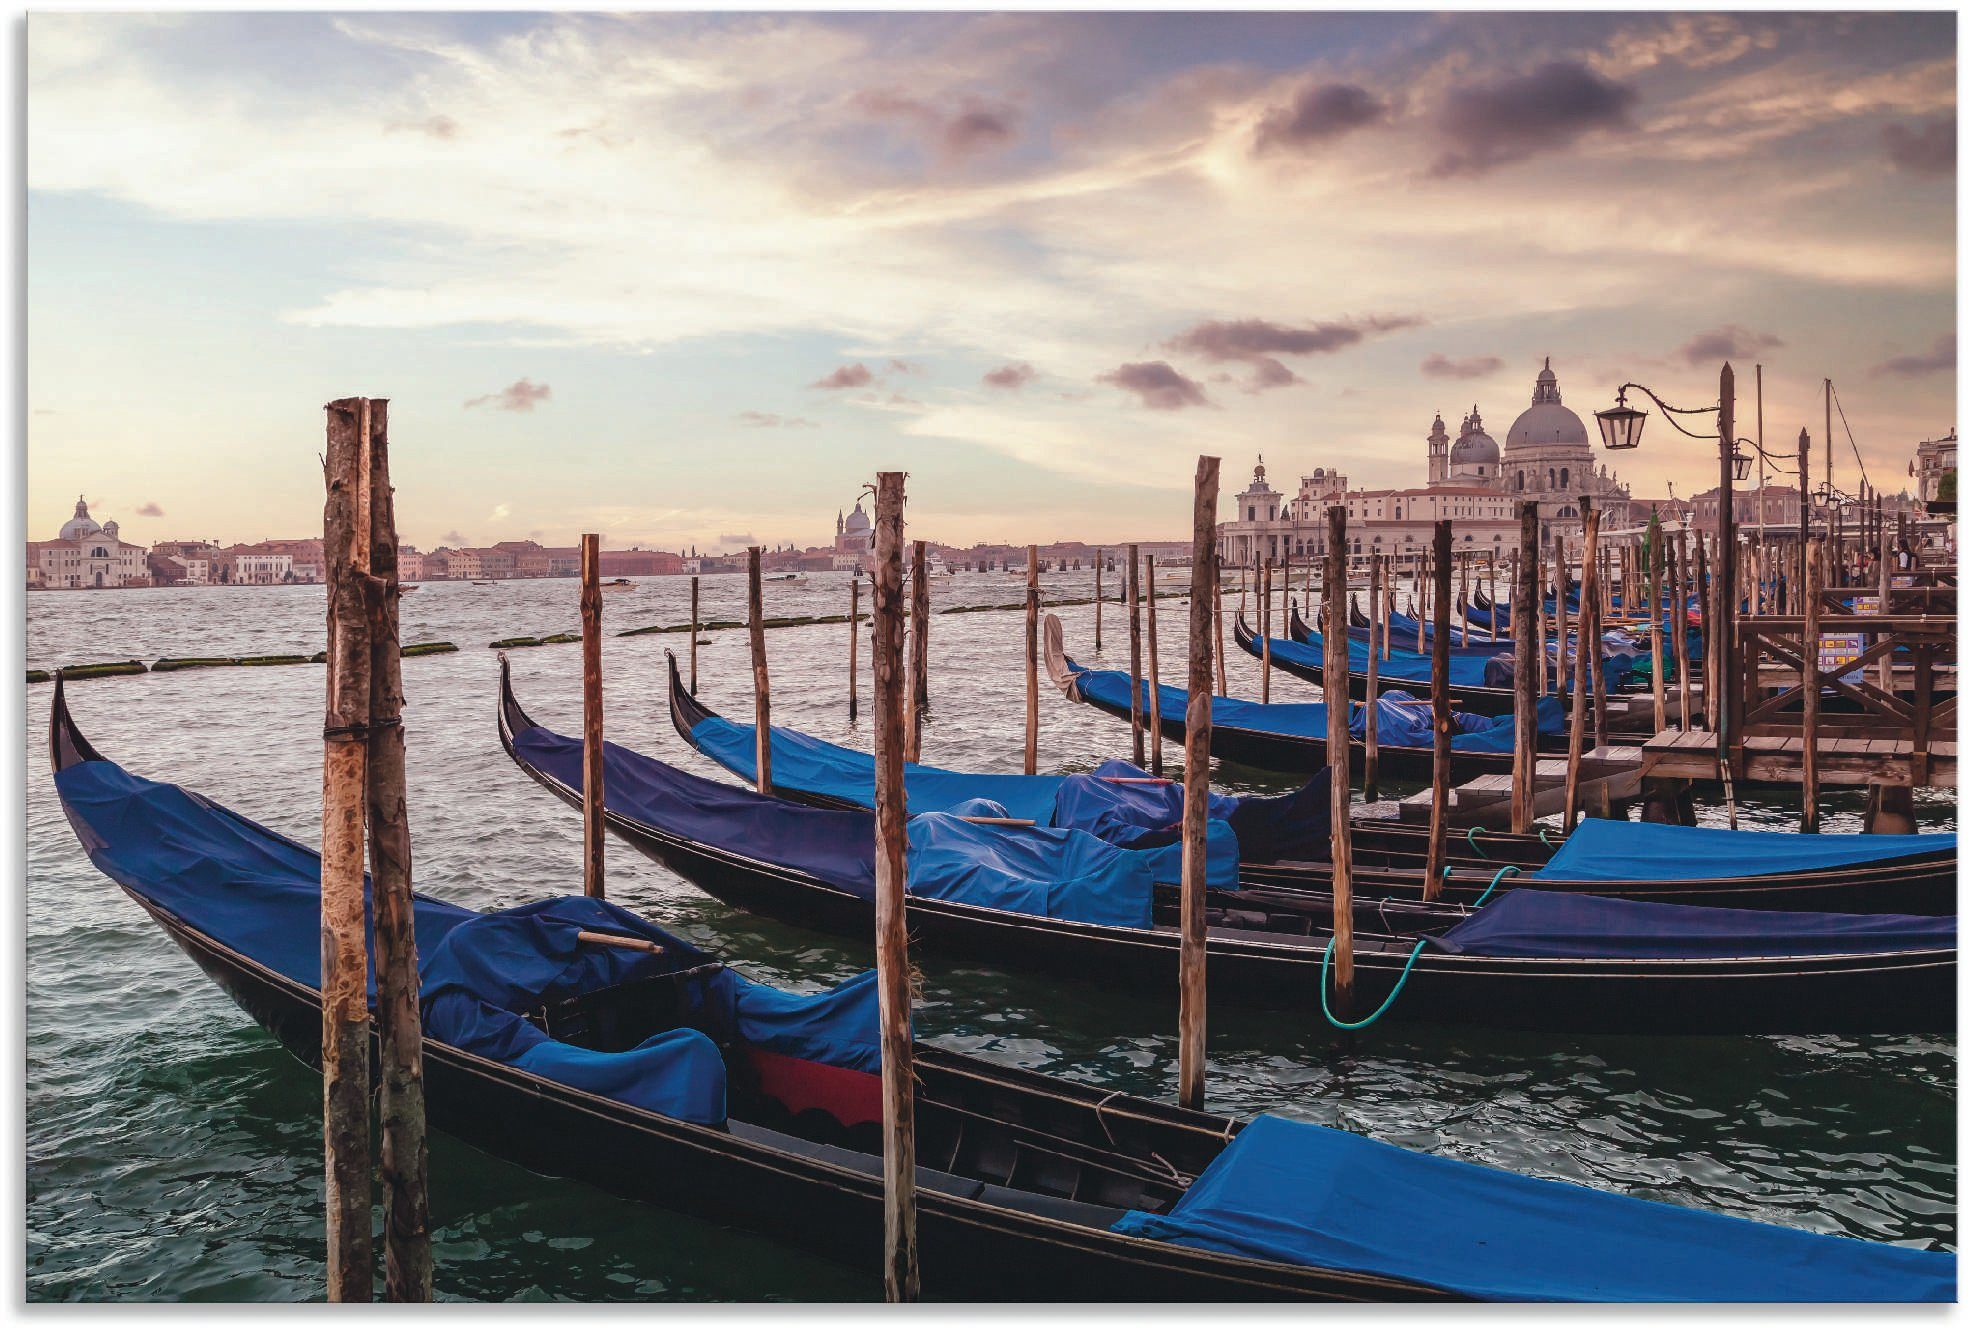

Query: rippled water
25,571,1957,1300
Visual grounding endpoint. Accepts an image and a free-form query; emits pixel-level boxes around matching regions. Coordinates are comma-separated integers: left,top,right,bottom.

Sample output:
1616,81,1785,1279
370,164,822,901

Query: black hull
507,671,1955,1035
1239,612,1525,717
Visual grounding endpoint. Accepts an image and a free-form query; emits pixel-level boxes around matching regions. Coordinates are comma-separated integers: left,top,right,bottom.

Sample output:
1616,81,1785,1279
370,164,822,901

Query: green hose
1465,826,1490,858
1319,934,1429,1030
1472,864,1522,907
1538,828,1555,850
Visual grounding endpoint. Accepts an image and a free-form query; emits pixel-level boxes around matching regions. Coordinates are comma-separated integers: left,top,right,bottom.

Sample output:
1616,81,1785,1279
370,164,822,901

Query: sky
27,10,1958,554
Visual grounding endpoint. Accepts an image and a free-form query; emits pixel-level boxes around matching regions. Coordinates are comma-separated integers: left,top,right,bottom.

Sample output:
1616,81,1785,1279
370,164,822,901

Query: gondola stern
48,673,105,775
1040,612,1083,701
666,649,719,745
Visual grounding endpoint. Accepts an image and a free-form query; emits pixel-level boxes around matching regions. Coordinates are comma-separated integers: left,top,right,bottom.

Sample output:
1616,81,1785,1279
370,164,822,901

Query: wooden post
1362,554,1382,802
1413,547,1428,652
320,399,375,1302
358,400,432,1301
1260,556,1273,704
748,546,772,797
1145,555,1164,777
1457,551,1469,646
1801,538,1823,833
1511,503,1539,832
1536,549,1551,696
1673,529,1693,730
1694,531,1712,729
1422,520,1452,898
1178,458,1219,1111
1554,534,1568,699
848,574,860,721
1877,516,1893,695
1715,363,1739,766
1025,545,1041,776
688,575,700,695
580,534,607,898
1213,554,1228,698
1094,550,1103,651
1486,549,1497,643
906,541,929,763
1649,527,1666,733
1563,500,1600,831
1126,545,1144,766
868,472,919,1302
1324,505,1356,1011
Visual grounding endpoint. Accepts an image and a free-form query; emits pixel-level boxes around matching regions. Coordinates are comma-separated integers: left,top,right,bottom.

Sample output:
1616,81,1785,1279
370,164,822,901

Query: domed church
831,500,875,571
1501,359,1631,541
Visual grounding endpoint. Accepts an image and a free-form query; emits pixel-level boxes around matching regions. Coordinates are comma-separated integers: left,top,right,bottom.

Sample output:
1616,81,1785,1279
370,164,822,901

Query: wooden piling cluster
319,397,431,1302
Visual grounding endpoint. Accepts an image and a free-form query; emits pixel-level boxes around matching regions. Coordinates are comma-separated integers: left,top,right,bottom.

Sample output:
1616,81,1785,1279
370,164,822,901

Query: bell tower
1427,413,1450,486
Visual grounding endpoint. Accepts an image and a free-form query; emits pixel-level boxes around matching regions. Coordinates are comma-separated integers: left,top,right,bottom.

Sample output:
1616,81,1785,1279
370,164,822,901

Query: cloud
1166,315,1422,363
1420,353,1503,380
888,357,924,375
717,532,756,547
1253,82,1389,154
134,501,165,517
1871,333,1955,378
850,89,1019,160
1882,118,1955,176
982,362,1036,390
491,503,511,519
1099,361,1210,410
809,362,873,390
386,114,459,140
736,410,819,428
1242,357,1301,393
1676,325,1783,366
464,378,552,411
1430,61,1638,177
440,530,468,547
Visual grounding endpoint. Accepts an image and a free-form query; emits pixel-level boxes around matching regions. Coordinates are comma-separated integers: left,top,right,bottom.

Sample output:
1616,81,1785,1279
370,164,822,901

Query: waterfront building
230,543,294,585
599,547,685,577
833,502,874,571
1914,430,1956,503
30,498,150,589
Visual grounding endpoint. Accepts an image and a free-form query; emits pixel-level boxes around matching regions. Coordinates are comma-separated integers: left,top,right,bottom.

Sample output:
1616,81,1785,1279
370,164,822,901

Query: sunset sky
28,10,1957,553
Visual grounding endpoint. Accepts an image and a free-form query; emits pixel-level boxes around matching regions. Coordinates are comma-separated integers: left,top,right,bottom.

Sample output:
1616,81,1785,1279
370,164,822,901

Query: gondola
48,686,1952,1302
1346,598,1513,656
1054,617,1564,776
500,663,1956,1035
664,656,1958,916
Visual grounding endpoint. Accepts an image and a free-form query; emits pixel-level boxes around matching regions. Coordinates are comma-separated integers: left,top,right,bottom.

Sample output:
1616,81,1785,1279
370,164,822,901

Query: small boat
601,578,635,592
472,580,499,587
499,663,1956,1034
1057,617,1565,776
52,681,1950,1299
662,655,1956,915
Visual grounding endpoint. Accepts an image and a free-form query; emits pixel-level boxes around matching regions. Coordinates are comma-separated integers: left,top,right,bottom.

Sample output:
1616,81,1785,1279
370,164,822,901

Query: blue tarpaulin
1253,627,1500,688
1538,819,1955,883
1434,889,1956,960
513,722,1219,925
1070,664,1558,753
689,712,1065,824
1051,758,1239,846
1111,1114,1953,1301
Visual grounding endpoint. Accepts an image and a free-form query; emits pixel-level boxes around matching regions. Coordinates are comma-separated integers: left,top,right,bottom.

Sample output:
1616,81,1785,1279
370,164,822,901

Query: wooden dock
1381,746,1644,829
1641,728,1957,789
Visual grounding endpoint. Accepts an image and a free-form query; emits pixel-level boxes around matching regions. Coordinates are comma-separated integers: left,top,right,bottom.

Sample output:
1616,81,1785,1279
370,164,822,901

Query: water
25,571,1957,1300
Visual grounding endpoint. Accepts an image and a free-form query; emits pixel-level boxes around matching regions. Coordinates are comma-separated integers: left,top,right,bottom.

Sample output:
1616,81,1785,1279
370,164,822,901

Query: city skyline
30,12,1956,553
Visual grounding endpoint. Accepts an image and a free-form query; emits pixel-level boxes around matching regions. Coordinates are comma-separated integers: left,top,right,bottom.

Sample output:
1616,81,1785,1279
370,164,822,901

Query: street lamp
1593,390,1647,451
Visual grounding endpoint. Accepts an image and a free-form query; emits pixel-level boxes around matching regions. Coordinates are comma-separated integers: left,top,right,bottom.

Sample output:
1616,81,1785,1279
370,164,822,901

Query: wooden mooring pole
1422,520,1452,898
1362,554,1382,803
1673,529,1692,730
1260,556,1273,704
1554,535,1569,700
688,574,699,695
1094,549,1103,651
748,546,772,797
581,534,607,898
848,574,859,721
1325,506,1356,1012
869,472,920,1302
1649,526,1666,733
321,399,375,1301
1025,545,1040,775
1801,538,1823,833
1563,500,1600,831
1127,546,1145,766
906,541,929,763
359,401,432,1300
1178,458,1219,1110
1511,502,1539,832
1145,556,1164,776
1213,555,1228,697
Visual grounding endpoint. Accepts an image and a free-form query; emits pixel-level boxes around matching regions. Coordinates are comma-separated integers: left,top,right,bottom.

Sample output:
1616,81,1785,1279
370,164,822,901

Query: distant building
1914,430,1956,503
230,543,294,584
832,501,874,571
30,498,150,589
599,547,684,577
398,545,425,582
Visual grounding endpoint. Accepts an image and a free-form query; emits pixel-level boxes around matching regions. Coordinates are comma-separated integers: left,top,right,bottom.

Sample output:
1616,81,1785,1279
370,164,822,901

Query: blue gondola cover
1112,1114,1954,1301
1538,819,1954,883
1434,889,1955,960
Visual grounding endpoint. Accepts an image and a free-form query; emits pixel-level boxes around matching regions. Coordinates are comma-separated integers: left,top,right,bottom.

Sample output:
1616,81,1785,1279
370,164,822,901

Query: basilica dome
59,497,101,543
1450,408,1500,467
1505,360,1590,453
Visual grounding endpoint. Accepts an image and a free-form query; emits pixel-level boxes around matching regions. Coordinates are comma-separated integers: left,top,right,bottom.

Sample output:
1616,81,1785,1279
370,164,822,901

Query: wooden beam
360,399,432,1301
748,546,772,797
1511,501,1539,832
1025,544,1040,776
1178,457,1219,1111
688,574,699,695
848,574,859,721
1127,545,1144,766
1802,538,1822,832
1423,519,1452,898
1362,554,1382,803
320,398,375,1302
868,472,919,1302
1564,499,1600,831
580,533,607,898
906,540,929,763
1145,555,1163,777
1325,505,1355,1011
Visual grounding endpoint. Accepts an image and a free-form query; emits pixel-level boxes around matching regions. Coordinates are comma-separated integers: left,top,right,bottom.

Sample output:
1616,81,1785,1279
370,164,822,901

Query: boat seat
725,1122,1126,1227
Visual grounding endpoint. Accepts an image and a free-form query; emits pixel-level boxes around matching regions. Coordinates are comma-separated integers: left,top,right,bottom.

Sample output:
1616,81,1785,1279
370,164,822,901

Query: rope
1319,934,1428,1030
1464,826,1490,858
1538,828,1555,849
1471,864,1521,908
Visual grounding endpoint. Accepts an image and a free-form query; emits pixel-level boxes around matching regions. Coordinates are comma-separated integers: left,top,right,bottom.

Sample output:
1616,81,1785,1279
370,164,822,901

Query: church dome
1450,408,1500,466
842,500,871,536
1505,358,1589,453
59,496,101,543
